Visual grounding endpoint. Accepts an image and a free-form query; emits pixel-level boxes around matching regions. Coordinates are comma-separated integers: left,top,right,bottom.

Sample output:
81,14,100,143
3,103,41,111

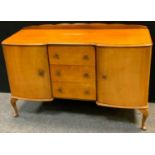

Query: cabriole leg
138,108,149,130
10,97,19,117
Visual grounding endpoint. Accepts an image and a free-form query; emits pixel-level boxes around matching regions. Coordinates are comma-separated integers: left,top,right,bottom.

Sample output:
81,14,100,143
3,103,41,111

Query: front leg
10,97,19,117
138,108,149,130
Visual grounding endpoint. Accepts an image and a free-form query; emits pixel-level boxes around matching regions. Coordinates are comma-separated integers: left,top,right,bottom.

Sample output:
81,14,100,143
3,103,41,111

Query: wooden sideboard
2,23,153,130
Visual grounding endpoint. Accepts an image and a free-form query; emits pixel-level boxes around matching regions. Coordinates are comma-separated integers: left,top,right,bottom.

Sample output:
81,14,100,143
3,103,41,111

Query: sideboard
1,23,153,130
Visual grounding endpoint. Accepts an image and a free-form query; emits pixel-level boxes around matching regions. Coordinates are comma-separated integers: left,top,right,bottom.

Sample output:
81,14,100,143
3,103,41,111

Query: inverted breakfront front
2,23,153,130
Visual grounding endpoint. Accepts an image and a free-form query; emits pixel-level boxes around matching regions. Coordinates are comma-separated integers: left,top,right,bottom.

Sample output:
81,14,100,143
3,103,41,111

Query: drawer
50,65,96,83
52,82,96,100
48,45,95,66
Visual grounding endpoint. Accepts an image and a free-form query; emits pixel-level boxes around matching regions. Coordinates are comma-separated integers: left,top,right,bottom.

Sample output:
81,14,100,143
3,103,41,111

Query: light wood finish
50,65,95,83
10,97,18,117
49,45,96,100
24,23,147,29
96,47,152,108
96,102,148,109
11,96,54,102
1,23,153,130
48,45,95,66
139,108,149,130
2,24,152,46
52,82,96,100
3,45,53,100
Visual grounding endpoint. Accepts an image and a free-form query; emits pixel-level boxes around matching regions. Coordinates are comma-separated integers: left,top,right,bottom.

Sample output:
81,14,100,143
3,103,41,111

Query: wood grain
2,24,152,46
49,45,96,100
24,23,147,29
52,82,96,100
50,65,95,83
3,45,53,100
96,47,152,107
48,45,95,66
2,23,153,129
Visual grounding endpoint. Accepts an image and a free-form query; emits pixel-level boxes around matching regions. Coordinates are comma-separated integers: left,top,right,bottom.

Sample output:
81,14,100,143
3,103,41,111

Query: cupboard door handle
83,55,89,60
83,73,89,78
53,53,59,59
58,88,63,93
55,70,61,76
38,69,45,77
102,75,107,80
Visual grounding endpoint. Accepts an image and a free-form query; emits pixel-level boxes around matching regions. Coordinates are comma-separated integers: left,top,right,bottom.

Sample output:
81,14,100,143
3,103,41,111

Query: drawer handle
83,55,89,60
53,53,59,59
84,90,90,95
55,70,61,76
83,73,89,78
57,88,63,93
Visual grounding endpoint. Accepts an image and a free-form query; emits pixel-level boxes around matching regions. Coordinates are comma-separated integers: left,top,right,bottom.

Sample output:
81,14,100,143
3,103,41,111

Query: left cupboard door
3,45,53,100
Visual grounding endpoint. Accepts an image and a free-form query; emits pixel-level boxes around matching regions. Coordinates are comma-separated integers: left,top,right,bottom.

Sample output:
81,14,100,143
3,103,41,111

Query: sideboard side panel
3,45,53,100
96,47,152,108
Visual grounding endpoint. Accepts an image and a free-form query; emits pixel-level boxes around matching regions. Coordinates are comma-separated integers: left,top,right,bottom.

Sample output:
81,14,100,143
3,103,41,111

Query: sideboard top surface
2,23,153,47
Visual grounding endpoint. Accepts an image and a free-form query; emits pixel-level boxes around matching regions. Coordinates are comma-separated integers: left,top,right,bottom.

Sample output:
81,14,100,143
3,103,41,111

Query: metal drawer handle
58,88,63,93
53,53,59,59
83,73,89,78
83,55,89,60
84,90,90,95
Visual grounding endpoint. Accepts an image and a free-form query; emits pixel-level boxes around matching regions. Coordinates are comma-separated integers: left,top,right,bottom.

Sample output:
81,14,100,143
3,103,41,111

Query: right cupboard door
96,47,152,108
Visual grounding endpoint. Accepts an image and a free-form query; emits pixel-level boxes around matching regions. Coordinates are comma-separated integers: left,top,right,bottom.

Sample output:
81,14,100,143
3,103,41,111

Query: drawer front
50,65,95,83
48,45,95,66
52,82,96,100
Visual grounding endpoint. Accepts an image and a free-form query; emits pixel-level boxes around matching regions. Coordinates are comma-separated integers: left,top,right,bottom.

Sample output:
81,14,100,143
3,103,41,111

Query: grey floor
0,93,155,133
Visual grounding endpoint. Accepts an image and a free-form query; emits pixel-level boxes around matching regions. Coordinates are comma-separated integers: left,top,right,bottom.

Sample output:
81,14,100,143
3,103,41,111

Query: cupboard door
96,47,152,108
3,45,52,100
